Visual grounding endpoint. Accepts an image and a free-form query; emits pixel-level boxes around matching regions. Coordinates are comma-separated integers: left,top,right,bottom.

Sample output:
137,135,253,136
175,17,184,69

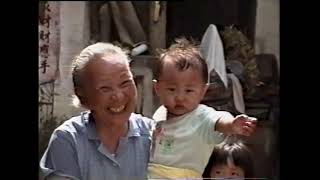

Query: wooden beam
148,1,166,55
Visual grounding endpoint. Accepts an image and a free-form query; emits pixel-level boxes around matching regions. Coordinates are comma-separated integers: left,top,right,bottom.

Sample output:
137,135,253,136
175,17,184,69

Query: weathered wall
39,1,60,129
53,1,90,121
39,1,90,156
255,0,280,70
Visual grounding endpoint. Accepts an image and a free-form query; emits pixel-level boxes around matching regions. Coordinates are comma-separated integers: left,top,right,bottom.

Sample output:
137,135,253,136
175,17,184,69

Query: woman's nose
110,89,124,101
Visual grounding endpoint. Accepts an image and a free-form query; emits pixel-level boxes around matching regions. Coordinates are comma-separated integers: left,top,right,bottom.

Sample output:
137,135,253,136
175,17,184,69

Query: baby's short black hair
154,37,208,84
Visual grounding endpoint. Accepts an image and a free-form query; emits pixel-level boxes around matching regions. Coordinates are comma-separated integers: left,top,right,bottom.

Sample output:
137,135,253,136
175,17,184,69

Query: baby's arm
215,114,257,136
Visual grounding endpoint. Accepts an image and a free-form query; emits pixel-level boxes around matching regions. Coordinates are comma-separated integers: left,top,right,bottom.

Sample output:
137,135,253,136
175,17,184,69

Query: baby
148,38,257,179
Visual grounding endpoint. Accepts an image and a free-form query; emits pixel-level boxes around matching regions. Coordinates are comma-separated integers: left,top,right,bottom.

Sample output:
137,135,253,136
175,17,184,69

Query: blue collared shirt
40,111,154,180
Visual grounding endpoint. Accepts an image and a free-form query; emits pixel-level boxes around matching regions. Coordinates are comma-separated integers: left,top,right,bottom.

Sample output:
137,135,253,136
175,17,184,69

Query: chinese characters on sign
39,2,59,84
39,2,60,124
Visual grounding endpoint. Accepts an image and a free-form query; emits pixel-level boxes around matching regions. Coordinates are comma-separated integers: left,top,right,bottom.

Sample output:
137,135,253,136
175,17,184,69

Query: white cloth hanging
200,24,228,87
227,73,245,113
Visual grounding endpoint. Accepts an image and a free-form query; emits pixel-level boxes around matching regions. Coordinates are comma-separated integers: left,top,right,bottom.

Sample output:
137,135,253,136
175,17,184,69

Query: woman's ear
75,87,86,105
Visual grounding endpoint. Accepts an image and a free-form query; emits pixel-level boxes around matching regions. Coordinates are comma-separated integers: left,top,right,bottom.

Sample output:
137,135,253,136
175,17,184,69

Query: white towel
227,73,245,113
200,24,228,87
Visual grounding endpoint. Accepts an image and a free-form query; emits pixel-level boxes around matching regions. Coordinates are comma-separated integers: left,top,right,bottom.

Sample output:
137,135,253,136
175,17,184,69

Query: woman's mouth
108,105,126,113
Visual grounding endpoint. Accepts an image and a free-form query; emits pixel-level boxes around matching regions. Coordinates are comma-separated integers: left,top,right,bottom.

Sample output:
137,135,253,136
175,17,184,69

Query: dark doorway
166,0,257,46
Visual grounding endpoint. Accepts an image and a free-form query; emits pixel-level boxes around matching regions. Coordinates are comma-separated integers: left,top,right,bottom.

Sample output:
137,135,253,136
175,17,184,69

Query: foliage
220,25,262,97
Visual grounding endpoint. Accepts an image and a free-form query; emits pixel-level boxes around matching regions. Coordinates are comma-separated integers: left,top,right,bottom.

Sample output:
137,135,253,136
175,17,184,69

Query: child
202,136,254,179
148,38,257,179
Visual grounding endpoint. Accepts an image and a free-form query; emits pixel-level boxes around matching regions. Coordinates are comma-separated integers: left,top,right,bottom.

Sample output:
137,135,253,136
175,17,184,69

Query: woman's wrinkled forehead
84,55,132,82
95,52,129,65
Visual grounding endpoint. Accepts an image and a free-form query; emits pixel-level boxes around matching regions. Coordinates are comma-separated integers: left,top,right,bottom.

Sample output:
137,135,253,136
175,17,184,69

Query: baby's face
154,57,208,117
210,163,245,179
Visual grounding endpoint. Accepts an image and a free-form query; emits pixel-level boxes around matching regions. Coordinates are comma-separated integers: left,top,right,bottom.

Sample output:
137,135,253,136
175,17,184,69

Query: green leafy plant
220,25,262,98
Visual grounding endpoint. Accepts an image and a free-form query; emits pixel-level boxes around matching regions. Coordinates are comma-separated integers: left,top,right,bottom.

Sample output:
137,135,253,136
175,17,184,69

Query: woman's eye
167,88,175,91
99,87,110,92
121,80,132,87
186,89,194,93
231,172,238,176
215,170,221,174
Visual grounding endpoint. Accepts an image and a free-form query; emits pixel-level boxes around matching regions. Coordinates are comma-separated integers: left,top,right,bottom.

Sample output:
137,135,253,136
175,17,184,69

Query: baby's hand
232,114,257,136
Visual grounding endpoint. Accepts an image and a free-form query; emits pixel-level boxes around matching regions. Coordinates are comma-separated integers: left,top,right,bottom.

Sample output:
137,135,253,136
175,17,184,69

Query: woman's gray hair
71,42,130,107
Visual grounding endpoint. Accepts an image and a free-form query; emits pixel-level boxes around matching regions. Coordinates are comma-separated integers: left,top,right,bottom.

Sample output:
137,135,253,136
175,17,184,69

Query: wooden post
149,1,166,55
99,3,111,42
90,1,105,42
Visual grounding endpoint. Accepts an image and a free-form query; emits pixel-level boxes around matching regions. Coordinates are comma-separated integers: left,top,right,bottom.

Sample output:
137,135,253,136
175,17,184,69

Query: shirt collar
82,111,99,140
153,105,198,123
84,112,142,140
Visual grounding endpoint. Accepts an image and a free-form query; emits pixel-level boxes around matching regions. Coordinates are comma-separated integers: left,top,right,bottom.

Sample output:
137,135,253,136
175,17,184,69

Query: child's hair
203,136,254,179
154,37,209,84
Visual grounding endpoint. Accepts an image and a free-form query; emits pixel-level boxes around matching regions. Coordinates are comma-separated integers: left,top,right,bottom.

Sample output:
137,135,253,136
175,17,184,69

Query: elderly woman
40,43,154,180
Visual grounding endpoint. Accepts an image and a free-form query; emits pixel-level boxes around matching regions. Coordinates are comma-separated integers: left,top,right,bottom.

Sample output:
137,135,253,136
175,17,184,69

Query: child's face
210,163,245,179
154,57,208,117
